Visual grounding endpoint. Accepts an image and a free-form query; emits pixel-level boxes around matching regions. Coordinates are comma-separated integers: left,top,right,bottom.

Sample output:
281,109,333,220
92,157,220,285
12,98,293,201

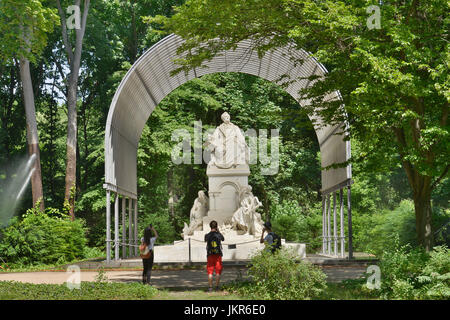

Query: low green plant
270,200,322,252
0,206,88,266
95,267,108,283
378,238,449,300
0,281,158,300
229,247,327,300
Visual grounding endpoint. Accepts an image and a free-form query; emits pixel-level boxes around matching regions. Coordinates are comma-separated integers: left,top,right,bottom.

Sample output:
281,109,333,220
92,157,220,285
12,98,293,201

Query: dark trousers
142,252,154,284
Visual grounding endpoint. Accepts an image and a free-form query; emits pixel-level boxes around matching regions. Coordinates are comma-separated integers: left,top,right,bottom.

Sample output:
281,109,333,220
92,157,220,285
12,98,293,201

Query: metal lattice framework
104,34,353,262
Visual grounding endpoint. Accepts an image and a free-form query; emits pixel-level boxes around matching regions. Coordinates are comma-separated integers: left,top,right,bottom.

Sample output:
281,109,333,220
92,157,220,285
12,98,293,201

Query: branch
79,0,90,40
431,164,450,190
72,0,90,71
56,0,74,65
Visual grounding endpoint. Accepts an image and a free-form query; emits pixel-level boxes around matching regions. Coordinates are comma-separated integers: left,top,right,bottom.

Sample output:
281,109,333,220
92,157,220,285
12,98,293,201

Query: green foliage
235,247,327,300
139,211,179,245
353,200,417,255
270,199,323,252
378,239,450,300
0,0,59,62
0,281,158,300
320,279,379,300
0,206,88,266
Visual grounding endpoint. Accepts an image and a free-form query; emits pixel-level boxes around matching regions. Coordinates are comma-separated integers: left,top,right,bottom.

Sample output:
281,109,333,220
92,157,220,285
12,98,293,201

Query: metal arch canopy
104,34,351,197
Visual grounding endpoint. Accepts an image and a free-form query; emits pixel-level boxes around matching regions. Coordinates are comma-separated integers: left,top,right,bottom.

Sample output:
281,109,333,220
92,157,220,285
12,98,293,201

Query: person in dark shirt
141,224,158,285
204,220,225,292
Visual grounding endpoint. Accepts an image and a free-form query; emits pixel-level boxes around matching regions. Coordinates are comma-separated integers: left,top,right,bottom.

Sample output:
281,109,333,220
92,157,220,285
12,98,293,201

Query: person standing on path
140,224,158,285
204,220,224,292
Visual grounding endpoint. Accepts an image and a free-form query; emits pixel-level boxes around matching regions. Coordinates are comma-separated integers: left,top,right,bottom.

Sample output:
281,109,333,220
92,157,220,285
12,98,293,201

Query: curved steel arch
104,33,354,262
104,34,351,197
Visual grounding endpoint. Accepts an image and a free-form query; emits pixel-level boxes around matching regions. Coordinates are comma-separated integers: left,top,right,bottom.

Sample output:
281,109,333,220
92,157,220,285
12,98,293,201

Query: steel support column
340,188,345,258
114,193,119,261
121,196,126,259
134,199,138,256
327,193,331,255
322,196,326,254
347,186,353,259
106,190,111,263
333,191,338,256
128,197,132,258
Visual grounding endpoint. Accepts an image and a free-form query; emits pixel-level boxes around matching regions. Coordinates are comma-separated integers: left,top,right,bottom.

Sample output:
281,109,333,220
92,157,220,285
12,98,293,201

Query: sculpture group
182,112,264,240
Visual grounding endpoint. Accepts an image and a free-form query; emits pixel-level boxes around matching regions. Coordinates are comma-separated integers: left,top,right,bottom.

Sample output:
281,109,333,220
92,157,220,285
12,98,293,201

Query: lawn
0,279,379,300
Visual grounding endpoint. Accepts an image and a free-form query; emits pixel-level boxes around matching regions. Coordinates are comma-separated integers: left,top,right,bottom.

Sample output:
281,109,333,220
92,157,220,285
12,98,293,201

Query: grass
318,279,380,300
0,281,245,300
0,278,381,300
0,281,159,300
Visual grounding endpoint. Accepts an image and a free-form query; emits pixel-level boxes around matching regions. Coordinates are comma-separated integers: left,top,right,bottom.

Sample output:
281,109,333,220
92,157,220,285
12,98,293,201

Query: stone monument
153,112,305,262
182,112,263,239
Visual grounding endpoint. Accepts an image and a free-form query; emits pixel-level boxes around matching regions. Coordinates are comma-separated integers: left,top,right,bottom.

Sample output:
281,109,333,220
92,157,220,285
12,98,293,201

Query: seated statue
204,112,249,169
182,190,208,238
231,186,264,236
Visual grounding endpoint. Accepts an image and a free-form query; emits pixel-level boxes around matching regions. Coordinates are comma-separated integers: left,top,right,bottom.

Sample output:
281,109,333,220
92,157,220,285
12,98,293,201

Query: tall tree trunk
412,177,434,251
19,58,44,211
64,70,79,220
57,0,90,220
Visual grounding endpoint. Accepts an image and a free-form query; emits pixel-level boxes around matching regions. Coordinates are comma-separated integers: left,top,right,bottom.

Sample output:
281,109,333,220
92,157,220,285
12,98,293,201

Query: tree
0,0,59,210
55,0,90,220
153,0,449,251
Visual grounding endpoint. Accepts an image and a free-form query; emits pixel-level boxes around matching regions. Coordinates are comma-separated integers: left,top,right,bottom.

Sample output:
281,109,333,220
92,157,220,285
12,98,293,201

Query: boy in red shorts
204,220,225,292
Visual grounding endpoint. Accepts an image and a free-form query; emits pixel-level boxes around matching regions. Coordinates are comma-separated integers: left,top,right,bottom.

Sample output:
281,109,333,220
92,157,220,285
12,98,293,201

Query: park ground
0,261,375,300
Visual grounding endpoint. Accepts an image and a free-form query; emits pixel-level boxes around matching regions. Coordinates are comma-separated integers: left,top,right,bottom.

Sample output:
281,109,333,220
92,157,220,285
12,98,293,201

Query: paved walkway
0,266,367,289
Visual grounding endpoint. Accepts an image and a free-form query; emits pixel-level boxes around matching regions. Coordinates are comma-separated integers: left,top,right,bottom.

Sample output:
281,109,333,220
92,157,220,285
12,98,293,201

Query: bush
235,247,327,300
378,238,450,300
353,200,417,255
0,206,88,266
270,200,322,252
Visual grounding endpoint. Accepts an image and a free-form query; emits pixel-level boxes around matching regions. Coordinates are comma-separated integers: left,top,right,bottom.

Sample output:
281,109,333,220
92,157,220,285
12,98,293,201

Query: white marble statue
182,190,208,238
231,186,264,236
205,112,248,169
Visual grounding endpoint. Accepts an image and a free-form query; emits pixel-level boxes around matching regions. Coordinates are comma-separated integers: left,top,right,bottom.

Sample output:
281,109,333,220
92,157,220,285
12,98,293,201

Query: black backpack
206,232,222,256
268,232,282,253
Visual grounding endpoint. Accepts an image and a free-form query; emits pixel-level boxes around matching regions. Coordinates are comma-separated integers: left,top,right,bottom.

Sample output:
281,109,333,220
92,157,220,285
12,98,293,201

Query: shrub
415,246,450,299
238,247,327,300
0,206,88,266
353,200,417,255
378,238,450,300
270,200,322,252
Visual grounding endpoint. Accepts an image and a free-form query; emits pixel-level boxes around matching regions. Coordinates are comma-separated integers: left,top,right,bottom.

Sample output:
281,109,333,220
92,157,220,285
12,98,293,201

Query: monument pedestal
205,164,250,229
153,230,306,263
